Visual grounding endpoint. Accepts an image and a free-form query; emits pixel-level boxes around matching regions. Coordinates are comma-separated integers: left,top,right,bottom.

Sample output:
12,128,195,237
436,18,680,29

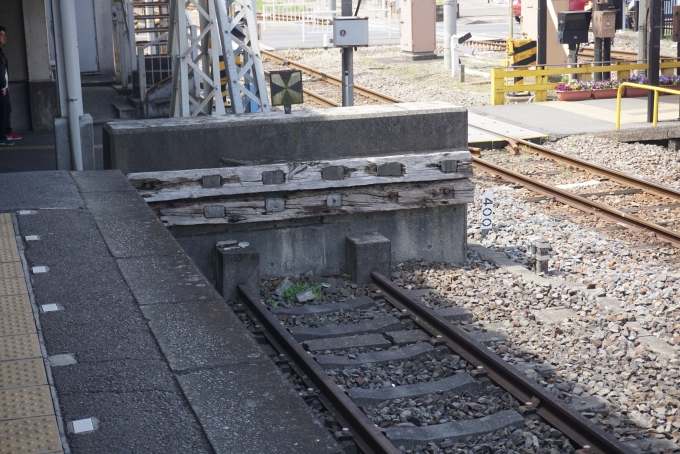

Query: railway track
262,50,680,248
236,275,636,454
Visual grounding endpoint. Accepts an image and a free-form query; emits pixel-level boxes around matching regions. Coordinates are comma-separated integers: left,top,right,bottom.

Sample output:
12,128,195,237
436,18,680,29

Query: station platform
0,170,339,454
471,95,680,141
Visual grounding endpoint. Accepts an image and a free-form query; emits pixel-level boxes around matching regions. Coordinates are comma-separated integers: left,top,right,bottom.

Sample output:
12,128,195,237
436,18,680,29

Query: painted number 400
481,193,493,238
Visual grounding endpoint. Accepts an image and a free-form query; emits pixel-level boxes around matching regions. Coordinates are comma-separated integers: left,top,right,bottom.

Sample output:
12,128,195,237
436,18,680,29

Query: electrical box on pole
593,10,616,37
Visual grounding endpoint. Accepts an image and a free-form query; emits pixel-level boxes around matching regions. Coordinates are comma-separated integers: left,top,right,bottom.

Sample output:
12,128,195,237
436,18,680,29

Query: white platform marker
481,193,494,238
32,266,48,274
25,235,40,241
71,418,95,434
18,210,33,215
41,304,60,312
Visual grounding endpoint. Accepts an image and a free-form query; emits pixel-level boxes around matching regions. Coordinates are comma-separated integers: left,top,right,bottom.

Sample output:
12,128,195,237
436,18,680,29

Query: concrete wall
104,102,469,173
172,204,468,282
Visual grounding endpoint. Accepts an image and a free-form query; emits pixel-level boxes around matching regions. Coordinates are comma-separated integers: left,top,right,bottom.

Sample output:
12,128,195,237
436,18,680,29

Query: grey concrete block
384,329,430,346
262,169,285,185
315,343,434,368
265,198,285,212
670,138,680,152
377,161,403,177
55,114,97,171
434,306,473,323
176,362,340,454
117,254,221,305
349,373,481,408
270,296,375,315
384,410,524,450
140,302,264,371
289,315,402,341
440,159,459,173
463,328,508,345
322,165,345,180
173,204,468,283
303,333,391,352
58,390,212,453
0,171,83,211
70,170,135,193
103,102,468,173
202,175,221,188
570,394,610,413
215,244,260,300
326,194,342,207
204,206,225,218
346,233,391,286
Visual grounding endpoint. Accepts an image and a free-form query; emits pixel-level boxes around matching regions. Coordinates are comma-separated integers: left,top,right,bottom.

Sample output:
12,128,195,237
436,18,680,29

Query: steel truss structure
169,0,270,116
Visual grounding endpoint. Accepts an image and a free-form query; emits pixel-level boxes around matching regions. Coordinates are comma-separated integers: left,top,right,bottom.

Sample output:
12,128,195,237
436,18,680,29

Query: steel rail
262,50,403,104
473,157,680,247
237,284,400,454
264,70,340,107
468,124,680,203
371,271,637,454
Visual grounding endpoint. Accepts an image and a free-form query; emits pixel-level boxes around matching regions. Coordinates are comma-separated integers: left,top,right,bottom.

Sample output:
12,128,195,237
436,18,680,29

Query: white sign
481,193,494,237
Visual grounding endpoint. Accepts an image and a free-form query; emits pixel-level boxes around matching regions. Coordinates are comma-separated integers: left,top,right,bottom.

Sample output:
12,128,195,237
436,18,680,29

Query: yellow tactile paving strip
0,214,63,454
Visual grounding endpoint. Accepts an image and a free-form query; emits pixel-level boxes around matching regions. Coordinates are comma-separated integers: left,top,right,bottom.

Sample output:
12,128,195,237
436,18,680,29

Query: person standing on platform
0,26,21,147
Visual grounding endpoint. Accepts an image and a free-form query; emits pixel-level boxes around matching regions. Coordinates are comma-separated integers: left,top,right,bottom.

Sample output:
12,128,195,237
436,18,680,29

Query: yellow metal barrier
491,60,680,105
615,82,680,129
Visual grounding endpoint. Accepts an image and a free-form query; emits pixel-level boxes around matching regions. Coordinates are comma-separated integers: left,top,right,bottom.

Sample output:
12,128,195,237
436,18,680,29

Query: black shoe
0,141,14,146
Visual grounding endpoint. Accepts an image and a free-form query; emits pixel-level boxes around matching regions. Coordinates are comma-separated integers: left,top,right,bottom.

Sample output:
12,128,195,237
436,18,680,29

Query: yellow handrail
616,82,680,129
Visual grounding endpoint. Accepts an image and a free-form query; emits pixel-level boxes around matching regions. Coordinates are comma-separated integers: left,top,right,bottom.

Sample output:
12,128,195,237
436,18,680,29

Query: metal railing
616,82,680,129
137,33,170,102
490,60,680,105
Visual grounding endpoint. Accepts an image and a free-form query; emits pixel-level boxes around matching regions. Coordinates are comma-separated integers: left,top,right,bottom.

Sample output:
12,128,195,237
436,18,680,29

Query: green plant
267,300,278,307
561,166,572,177
283,282,309,300
561,75,569,83
311,284,324,299
520,152,530,162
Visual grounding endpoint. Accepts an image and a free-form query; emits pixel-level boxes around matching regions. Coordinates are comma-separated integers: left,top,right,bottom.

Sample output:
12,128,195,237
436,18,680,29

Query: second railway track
261,50,680,249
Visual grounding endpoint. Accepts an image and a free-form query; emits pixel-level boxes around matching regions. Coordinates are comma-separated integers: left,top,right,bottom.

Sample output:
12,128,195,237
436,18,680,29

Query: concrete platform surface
471,96,680,140
0,170,340,454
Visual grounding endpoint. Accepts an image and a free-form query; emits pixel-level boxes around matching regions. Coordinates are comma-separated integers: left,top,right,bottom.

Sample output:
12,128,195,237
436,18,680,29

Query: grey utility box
333,17,369,47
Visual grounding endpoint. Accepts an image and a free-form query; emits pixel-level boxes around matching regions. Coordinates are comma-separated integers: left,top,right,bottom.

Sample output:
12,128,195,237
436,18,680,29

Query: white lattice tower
169,0,270,116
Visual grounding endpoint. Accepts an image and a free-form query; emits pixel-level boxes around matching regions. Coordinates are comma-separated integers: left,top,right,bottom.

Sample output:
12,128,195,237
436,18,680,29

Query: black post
603,38,611,79
537,0,547,66
594,1,602,80
648,0,661,122
341,0,354,106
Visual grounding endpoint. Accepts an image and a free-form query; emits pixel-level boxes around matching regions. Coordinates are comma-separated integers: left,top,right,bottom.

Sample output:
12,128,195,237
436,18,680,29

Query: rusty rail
237,284,400,454
371,272,637,454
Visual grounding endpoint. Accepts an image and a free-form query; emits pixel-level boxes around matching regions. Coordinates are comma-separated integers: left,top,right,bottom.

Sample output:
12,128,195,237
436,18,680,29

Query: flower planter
625,87,650,98
592,88,619,99
659,85,680,95
556,90,592,101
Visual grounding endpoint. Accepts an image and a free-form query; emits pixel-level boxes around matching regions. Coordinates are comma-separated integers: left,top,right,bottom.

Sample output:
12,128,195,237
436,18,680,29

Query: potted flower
659,74,680,94
624,74,649,98
591,78,621,99
555,80,593,101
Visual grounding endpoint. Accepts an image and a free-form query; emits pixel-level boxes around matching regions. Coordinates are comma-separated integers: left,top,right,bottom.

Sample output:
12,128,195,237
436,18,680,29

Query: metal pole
639,0,648,73
330,0,336,12
648,0,661,122
594,0,602,80
537,0,547,66
603,38,611,79
444,0,456,70
509,0,514,38
341,0,353,106
50,0,68,117
58,0,84,171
